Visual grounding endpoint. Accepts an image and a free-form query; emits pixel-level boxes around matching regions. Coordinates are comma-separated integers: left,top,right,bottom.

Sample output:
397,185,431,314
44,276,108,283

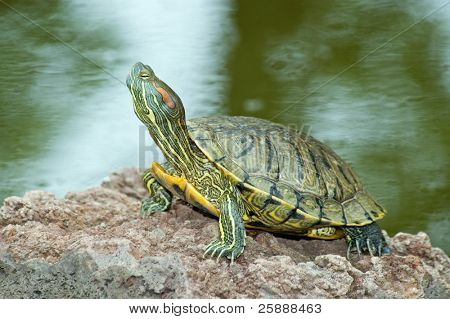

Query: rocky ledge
0,168,448,298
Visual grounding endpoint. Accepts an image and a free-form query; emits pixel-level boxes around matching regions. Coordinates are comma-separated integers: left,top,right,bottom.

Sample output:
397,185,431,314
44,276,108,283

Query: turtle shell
187,116,386,234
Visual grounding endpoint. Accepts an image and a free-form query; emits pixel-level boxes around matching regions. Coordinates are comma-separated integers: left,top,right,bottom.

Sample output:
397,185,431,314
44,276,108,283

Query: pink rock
0,168,448,298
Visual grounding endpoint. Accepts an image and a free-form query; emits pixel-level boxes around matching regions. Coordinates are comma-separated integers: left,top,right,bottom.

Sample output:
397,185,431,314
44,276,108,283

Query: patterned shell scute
187,116,385,226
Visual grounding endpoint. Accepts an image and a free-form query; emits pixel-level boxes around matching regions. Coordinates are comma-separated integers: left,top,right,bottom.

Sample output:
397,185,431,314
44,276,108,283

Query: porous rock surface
0,168,448,298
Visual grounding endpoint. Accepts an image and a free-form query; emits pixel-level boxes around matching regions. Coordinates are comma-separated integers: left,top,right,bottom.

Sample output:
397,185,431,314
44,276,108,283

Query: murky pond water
0,0,449,253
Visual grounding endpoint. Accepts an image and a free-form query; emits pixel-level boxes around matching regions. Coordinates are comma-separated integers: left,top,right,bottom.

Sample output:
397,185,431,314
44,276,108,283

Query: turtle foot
343,223,391,259
203,239,245,263
140,196,171,217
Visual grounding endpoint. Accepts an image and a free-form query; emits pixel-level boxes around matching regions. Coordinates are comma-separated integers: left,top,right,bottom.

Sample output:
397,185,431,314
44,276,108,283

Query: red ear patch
155,86,176,109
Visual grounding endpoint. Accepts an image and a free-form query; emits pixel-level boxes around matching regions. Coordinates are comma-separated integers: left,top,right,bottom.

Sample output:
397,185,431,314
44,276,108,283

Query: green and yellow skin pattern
126,62,391,261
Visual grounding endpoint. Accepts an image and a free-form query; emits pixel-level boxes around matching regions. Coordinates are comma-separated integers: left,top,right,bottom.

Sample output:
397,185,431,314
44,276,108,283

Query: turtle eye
139,71,150,79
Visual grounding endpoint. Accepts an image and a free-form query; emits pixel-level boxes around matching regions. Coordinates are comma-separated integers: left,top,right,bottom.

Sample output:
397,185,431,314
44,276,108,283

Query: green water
0,0,449,253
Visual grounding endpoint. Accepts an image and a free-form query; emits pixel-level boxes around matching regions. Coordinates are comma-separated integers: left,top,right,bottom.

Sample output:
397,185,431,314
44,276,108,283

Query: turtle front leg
203,194,246,263
141,165,173,216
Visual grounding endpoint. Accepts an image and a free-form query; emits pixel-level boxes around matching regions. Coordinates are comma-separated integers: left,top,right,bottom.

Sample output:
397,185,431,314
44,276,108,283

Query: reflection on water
0,0,448,252
0,0,232,198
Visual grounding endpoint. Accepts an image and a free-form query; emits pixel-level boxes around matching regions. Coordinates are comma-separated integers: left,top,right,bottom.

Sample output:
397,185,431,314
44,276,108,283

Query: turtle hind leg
343,223,391,259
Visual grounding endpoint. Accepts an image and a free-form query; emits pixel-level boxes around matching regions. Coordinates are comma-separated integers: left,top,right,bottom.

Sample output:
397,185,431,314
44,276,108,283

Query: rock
0,168,448,298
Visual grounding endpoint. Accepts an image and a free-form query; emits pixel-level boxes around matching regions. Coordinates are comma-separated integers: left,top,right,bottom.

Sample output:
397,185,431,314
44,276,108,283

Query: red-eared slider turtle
126,62,391,261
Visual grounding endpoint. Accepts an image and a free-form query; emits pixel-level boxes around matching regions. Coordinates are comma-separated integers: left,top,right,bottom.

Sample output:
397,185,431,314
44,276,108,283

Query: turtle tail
343,223,391,259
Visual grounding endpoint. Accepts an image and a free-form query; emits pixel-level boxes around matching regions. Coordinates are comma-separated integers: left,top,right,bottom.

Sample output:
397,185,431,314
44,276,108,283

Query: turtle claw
216,249,226,263
140,189,172,217
346,237,386,259
343,223,391,259
356,240,361,257
346,239,363,259
367,239,377,256
203,239,244,263
344,223,391,259
203,240,222,259
140,198,167,217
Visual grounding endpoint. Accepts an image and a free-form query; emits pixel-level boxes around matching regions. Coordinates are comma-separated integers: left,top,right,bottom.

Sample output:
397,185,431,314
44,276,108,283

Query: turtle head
126,62,186,128
126,62,207,171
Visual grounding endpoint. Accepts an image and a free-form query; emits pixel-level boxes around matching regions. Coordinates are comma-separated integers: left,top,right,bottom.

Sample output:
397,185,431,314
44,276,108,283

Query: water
0,0,448,253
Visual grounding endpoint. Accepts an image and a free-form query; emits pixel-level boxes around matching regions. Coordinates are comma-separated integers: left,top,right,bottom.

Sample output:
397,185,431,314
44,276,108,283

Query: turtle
126,62,391,261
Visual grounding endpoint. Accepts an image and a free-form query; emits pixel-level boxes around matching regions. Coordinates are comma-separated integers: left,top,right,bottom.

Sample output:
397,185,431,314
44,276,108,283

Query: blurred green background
0,0,448,253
